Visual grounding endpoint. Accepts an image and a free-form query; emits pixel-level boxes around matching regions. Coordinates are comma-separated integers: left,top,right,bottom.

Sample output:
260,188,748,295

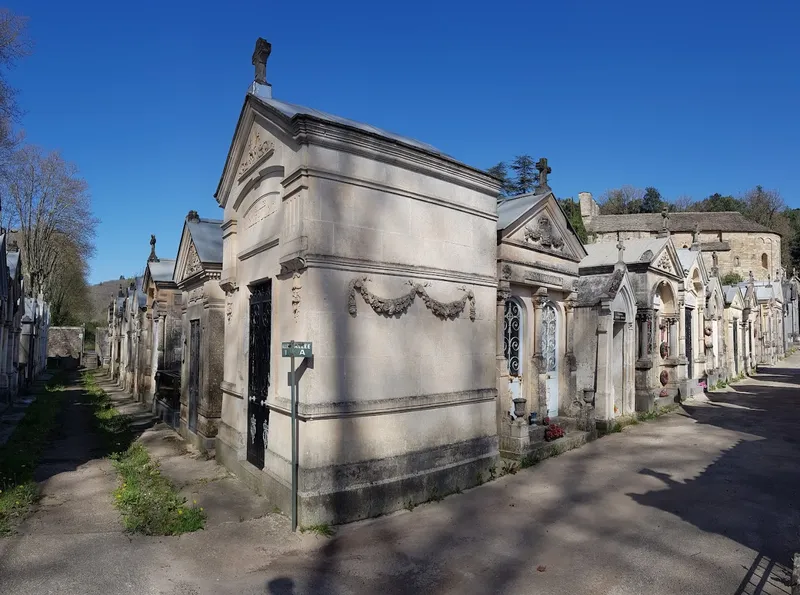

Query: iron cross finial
535,158,552,193
252,38,272,85
148,234,159,262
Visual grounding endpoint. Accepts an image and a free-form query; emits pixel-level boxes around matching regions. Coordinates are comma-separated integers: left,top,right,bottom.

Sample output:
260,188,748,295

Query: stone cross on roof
148,234,159,263
535,158,551,194
692,223,700,245
616,234,625,263
252,38,272,85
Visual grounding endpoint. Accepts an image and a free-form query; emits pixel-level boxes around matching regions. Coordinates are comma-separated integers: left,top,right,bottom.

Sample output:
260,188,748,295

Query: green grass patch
301,523,335,537
81,372,134,455
0,374,68,534
111,442,206,535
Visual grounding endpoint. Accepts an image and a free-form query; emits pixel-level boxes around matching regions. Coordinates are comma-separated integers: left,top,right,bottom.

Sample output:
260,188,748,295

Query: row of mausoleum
102,37,800,526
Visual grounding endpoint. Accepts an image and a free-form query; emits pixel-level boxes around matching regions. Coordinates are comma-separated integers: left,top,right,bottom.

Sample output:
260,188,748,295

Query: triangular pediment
649,241,683,280
501,193,588,262
215,96,295,209
174,226,207,287
726,287,745,310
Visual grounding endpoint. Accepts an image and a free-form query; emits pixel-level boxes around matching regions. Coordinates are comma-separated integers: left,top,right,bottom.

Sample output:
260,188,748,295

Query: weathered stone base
217,429,498,526
678,378,702,399
502,417,596,460
179,415,218,453
153,398,180,429
507,430,595,464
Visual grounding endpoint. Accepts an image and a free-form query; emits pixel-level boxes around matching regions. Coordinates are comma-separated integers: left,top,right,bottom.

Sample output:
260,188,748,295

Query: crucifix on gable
535,158,552,194
252,38,272,85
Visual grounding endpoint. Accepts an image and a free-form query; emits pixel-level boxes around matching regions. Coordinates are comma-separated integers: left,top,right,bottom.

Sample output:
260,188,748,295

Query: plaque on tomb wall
524,271,564,287
243,192,280,230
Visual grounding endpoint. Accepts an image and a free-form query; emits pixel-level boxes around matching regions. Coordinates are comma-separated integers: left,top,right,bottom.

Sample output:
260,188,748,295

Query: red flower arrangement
544,423,565,442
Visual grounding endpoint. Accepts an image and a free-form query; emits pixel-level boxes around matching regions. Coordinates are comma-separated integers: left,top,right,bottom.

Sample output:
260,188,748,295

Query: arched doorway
541,302,559,418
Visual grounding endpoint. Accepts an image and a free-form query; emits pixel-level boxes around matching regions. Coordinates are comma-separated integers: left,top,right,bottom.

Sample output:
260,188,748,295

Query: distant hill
87,277,133,324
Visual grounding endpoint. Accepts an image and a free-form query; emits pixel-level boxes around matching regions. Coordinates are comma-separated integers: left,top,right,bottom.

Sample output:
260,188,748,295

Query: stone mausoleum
212,39,499,523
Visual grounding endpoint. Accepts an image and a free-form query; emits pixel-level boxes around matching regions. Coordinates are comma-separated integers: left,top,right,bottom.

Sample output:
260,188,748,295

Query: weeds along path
15,372,123,536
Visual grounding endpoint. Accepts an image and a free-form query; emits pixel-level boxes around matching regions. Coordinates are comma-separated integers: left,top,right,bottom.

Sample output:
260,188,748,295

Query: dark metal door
685,309,693,379
188,320,200,433
247,281,272,470
733,322,739,375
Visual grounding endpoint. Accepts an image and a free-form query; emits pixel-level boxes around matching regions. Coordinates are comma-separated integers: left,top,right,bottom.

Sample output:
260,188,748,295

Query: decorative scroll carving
348,278,475,321
185,243,202,278
524,216,564,251
225,294,233,323
502,264,512,280
292,272,302,321
238,131,274,177
655,252,673,274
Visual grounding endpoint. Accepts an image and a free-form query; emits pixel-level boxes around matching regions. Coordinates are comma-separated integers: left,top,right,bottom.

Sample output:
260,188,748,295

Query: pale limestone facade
722,285,746,378
495,191,590,457
575,244,637,428
140,249,181,409
213,78,499,524
174,213,225,453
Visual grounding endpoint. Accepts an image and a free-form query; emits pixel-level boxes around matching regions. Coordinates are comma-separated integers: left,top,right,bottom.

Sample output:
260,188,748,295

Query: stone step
523,430,594,464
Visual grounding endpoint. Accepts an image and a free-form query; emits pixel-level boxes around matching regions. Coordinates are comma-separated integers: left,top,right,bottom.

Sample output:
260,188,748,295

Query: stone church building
579,193,783,282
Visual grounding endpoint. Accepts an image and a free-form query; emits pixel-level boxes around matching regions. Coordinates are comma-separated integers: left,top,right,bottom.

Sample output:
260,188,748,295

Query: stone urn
512,397,527,419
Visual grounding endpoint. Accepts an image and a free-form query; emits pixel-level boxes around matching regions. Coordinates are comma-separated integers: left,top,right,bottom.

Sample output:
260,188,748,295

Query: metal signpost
281,341,312,532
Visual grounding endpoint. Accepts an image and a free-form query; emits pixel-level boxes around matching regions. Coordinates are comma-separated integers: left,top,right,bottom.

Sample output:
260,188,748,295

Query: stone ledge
298,449,497,525
501,430,595,463
270,388,496,420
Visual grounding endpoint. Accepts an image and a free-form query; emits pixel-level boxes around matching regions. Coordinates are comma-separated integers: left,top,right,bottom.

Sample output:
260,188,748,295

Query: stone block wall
47,326,83,364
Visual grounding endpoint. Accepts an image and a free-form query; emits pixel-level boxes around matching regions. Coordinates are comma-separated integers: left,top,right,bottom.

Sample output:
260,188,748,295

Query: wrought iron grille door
504,301,521,376
542,304,558,374
247,280,272,470
188,320,200,433
733,322,739,375
685,309,693,378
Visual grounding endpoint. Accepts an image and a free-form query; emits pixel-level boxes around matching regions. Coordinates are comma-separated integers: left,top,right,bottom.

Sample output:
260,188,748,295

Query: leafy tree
641,187,665,213
0,10,29,165
559,198,588,243
486,162,515,198
598,186,644,215
720,272,744,286
689,193,745,212
1,145,98,302
510,155,537,195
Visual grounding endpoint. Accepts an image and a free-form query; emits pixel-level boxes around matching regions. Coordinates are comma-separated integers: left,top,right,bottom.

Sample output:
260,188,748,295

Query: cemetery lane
1,355,800,594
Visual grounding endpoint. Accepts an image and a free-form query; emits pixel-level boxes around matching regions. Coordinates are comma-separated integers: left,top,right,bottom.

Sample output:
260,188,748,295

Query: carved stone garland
348,278,476,321
291,272,302,321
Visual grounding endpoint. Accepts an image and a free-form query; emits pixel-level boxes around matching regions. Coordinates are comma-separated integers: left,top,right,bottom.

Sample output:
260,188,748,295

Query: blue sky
7,0,800,284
